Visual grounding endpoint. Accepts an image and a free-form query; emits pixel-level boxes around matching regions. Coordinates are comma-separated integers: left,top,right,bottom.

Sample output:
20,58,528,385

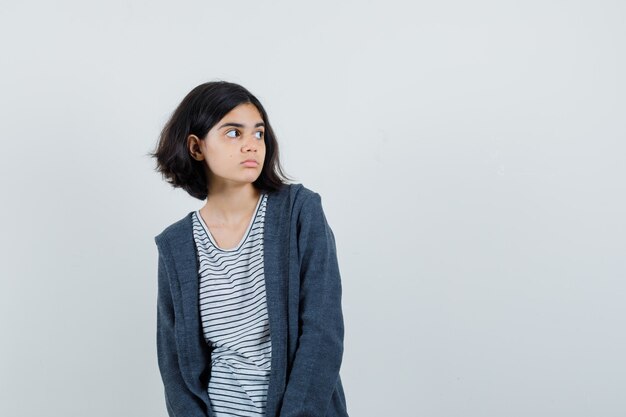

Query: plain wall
1,1,624,416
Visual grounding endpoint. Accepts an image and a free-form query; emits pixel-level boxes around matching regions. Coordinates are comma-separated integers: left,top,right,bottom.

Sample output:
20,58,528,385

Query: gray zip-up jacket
154,183,349,417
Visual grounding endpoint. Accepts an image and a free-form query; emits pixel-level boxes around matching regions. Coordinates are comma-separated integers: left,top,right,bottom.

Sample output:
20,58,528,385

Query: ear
187,134,204,161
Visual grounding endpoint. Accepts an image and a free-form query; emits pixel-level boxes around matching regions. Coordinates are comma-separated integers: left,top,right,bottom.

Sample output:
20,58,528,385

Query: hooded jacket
154,183,349,417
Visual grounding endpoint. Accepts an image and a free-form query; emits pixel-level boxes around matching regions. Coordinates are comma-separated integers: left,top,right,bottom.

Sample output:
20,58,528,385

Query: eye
226,129,240,139
255,131,264,140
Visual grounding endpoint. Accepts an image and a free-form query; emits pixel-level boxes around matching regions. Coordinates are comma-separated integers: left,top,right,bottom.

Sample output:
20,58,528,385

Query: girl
150,81,348,417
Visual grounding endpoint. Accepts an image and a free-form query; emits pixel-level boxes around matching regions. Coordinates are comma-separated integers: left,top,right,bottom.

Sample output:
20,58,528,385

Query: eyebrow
218,122,265,130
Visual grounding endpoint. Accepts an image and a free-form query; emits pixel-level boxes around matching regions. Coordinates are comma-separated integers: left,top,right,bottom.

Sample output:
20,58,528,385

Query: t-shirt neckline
195,192,265,252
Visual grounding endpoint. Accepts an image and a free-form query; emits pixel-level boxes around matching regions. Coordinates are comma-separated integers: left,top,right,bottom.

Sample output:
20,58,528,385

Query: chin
242,175,261,183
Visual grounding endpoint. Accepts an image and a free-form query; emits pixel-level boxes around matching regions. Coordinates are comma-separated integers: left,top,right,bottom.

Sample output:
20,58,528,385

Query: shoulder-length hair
149,80,292,200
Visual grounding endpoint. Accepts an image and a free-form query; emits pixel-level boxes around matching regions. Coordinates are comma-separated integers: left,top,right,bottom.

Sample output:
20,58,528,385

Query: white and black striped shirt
191,192,272,417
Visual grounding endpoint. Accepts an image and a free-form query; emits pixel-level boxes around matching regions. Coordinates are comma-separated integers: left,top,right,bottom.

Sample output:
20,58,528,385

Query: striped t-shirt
191,192,272,417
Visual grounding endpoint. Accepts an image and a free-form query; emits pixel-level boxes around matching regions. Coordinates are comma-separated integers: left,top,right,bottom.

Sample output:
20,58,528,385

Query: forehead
220,103,262,122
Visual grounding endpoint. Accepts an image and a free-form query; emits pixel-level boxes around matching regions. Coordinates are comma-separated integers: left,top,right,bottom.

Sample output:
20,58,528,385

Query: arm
156,241,208,417
279,192,345,417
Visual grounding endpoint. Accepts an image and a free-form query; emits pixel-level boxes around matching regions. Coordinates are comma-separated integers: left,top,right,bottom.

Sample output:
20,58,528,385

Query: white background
1,1,625,416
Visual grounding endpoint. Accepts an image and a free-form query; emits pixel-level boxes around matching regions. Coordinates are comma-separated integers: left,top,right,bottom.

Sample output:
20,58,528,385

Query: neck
202,183,261,225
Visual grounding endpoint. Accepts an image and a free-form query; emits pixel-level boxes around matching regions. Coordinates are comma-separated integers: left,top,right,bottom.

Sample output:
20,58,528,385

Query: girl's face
194,103,266,189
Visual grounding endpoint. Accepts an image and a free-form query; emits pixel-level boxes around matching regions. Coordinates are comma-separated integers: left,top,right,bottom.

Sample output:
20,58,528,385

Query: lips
241,159,259,167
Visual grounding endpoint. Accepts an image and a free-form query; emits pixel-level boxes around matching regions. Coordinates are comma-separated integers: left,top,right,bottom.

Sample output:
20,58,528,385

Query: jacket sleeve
156,238,208,417
279,192,346,417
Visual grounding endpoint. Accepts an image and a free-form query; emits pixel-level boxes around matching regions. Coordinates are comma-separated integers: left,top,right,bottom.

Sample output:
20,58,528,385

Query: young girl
150,81,349,417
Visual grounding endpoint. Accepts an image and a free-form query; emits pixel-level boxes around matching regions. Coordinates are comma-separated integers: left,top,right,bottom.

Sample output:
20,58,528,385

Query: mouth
241,160,259,166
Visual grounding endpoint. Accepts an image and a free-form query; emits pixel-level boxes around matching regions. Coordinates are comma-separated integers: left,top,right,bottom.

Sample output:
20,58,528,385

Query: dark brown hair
148,80,293,200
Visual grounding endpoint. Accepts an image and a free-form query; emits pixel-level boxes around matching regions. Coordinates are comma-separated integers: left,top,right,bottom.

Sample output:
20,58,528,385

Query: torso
191,191,272,415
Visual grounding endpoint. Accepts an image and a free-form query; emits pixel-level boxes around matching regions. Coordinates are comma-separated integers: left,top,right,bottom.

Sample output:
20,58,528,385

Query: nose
242,133,258,152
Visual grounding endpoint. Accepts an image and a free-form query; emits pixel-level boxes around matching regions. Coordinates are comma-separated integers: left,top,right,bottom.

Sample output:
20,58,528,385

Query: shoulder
153,183,325,247
264,182,323,212
274,183,326,222
286,184,330,229
297,184,320,201
266,181,314,198
154,212,194,252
